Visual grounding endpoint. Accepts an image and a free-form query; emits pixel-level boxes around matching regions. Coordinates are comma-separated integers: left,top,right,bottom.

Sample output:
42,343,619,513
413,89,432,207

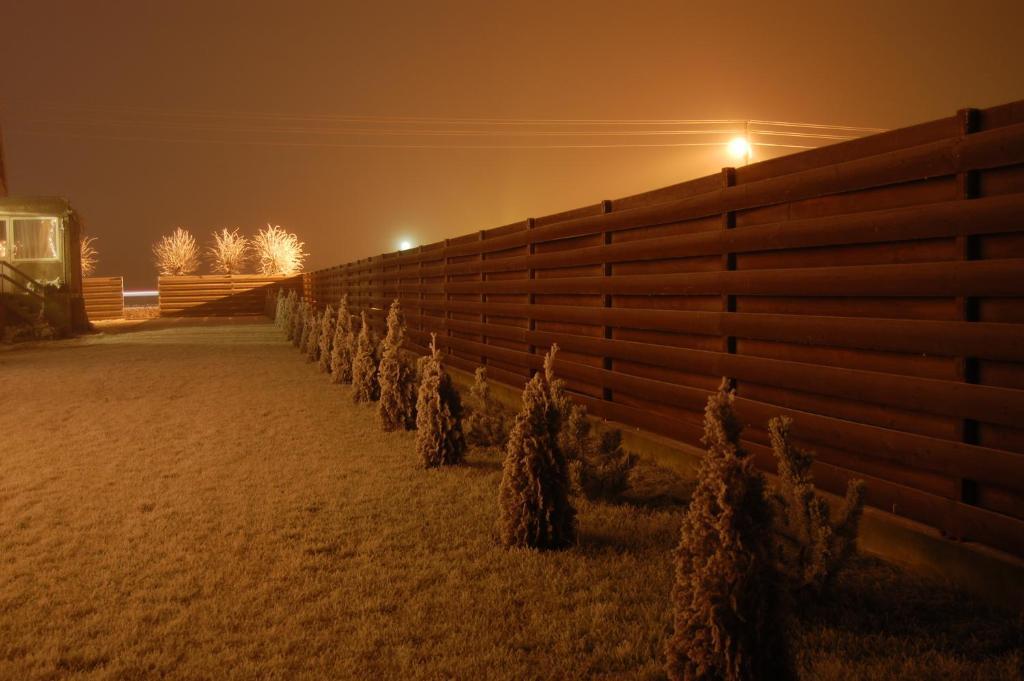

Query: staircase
0,262,60,342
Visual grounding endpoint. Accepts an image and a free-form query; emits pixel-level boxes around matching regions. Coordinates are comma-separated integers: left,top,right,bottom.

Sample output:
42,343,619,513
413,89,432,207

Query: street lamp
727,136,752,165
399,240,413,251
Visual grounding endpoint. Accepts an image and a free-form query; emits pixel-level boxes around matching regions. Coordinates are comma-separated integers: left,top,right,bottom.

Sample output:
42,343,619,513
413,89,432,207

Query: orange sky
1,0,1022,287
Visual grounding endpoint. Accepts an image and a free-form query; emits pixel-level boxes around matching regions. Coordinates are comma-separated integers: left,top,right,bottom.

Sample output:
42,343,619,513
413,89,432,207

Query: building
0,126,88,338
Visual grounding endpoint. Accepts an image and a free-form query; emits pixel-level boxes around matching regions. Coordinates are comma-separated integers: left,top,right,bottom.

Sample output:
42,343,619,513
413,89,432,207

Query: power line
6,101,882,132
2,103,880,152
14,117,757,138
9,128,786,150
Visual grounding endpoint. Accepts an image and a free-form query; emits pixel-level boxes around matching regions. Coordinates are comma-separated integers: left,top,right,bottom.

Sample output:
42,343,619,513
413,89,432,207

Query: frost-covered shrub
207,228,250,274
331,295,355,384
317,304,335,373
464,366,509,448
296,300,311,350
570,430,637,502
272,290,284,325
291,299,308,348
378,300,417,431
496,347,576,550
281,291,297,338
541,346,636,502
80,236,98,277
253,224,307,276
351,311,379,402
415,334,465,467
769,416,865,597
666,380,792,681
153,227,199,275
304,308,322,363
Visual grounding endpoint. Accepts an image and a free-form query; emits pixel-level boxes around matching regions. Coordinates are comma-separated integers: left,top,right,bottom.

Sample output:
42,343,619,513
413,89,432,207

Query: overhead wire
1,102,881,151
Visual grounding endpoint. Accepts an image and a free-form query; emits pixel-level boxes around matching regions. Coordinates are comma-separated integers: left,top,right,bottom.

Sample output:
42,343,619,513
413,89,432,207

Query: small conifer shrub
305,308,322,362
570,430,637,502
331,296,355,384
292,299,307,348
768,415,866,597
281,291,297,339
496,346,576,550
540,346,636,502
464,366,509,448
317,304,335,373
378,300,418,431
351,311,379,402
415,334,466,467
273,290,285,327
666,379,792,681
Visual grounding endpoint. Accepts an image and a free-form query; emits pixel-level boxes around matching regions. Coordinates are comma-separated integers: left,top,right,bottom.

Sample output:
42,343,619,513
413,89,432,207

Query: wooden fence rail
300,99,1024,558
159,275,301,316
83,276,123,321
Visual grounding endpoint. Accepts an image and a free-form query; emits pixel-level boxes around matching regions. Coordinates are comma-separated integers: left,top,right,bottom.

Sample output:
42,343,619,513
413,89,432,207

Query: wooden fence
83,276,124,321
159,275,301,316
302,100,1024,558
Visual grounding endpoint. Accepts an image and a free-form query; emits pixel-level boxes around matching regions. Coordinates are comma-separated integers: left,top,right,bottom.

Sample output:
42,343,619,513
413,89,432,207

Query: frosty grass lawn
0,318,1020,680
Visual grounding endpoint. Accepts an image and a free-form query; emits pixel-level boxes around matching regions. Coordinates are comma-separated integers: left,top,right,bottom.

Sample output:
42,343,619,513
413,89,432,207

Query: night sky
1,0,1022,287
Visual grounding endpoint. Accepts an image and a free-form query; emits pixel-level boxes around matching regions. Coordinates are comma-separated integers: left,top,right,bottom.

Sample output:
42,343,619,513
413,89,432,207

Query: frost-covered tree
304,307,322,362
496,346,576,550
351,311,379,402
153,227,199,275
378,300,418,431
415,334,465,467
330,295,355,384
666,380,792,681
769,416,865,597
317,304,335,373
464,366,509,449
207,228,250,274
80,236,98,277
253,224,308,276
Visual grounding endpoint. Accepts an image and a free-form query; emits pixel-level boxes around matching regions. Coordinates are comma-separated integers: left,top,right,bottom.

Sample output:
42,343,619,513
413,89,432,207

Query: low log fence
83,276,124,321
159,275,301,316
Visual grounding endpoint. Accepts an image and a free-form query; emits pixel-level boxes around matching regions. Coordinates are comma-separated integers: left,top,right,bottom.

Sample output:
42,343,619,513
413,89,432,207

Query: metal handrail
0,272,46,302
0,260,41,284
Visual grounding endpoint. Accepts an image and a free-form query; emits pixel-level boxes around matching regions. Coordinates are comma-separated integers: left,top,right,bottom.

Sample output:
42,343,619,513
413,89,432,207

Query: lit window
0,220,7,259
12,218,60,261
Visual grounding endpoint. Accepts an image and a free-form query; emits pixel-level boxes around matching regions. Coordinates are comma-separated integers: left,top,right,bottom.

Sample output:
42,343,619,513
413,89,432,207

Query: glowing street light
399,240,413,251
727,136,752,164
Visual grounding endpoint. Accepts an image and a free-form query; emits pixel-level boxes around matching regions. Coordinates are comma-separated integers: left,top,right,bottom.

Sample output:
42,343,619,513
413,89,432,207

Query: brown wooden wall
83,276,124,321
159,275,301,316
302,100,1024,558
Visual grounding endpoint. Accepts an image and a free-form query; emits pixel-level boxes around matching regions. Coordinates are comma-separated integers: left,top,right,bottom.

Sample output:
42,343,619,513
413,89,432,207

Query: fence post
721,167,738,390
444,238,452,355
601,199,614,403
954,108,982,531
526,218,537,375
417,245,424,341
478,230,486,367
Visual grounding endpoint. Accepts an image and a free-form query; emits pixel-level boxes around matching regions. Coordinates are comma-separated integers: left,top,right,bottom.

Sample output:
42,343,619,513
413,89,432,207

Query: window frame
8,215,62,263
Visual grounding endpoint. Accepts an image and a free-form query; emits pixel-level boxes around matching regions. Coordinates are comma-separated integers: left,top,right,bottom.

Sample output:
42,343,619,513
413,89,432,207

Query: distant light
124,290,159,297
399,240,413,251
727,137,751,161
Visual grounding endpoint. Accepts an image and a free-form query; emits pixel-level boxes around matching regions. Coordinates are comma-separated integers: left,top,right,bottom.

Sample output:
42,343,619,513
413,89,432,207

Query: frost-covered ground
0,319,1020,680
